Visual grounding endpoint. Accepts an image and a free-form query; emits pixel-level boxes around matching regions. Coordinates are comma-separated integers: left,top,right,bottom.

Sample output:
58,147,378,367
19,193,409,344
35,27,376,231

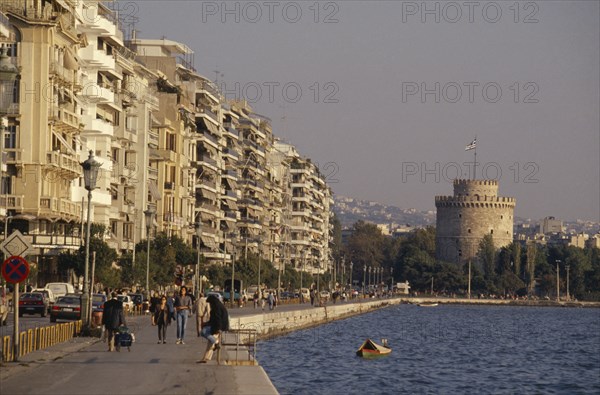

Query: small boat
417,302,438,307
356,338,391,358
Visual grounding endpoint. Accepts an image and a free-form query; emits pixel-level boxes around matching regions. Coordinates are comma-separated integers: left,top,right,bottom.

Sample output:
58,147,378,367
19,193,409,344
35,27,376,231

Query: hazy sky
132,1,599,222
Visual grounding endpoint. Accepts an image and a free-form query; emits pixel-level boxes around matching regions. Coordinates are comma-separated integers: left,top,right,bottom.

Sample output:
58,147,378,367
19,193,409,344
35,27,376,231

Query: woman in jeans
151,295,170,344
174,286,192,344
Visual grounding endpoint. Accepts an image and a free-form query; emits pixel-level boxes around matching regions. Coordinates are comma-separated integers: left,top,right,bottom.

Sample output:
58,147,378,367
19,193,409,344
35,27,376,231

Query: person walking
151,295,170,344
195,292,210,338
198,294,229,363
167,291,176,323
174,286,192,344
102,292,126,352
267,291,275,310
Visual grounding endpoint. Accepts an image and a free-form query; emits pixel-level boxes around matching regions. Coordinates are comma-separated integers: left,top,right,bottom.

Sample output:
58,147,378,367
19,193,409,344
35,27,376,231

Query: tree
56,236,119,289
478,234,497,288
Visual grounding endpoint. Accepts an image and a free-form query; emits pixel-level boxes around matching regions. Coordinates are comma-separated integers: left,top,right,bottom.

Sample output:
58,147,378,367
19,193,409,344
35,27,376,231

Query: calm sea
257,304,600,394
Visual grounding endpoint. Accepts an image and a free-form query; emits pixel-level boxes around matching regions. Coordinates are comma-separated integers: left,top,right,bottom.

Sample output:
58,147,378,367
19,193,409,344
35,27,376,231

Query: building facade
0,1,333,287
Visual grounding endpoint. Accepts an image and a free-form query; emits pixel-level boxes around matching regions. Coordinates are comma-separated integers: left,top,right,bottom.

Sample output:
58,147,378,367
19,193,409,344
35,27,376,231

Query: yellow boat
356,339,391,358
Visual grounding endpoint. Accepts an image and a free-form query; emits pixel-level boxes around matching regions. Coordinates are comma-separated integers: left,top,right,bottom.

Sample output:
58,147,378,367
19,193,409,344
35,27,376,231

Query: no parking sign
1,256,30,284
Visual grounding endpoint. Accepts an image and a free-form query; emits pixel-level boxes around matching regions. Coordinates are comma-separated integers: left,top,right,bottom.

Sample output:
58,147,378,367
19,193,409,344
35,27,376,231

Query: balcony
0,195,24,211
0,3,57,22
222,147,239,160
198,131,219,149
80,82,115,103
157,148,177,163
50,61,77,86
197,155,219,171
46,151,81,178
49,107,81,134
195,80,221,101
84,117,114,136
39,197,80,220
195,107,219,125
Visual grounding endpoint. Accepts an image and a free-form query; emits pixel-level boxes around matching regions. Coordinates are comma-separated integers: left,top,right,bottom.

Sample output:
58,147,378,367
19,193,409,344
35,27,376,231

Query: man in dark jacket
198,294,229,363
102,292,126,352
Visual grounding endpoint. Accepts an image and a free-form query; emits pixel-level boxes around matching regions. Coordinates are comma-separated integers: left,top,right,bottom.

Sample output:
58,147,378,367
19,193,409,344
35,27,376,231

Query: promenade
0,312,278,395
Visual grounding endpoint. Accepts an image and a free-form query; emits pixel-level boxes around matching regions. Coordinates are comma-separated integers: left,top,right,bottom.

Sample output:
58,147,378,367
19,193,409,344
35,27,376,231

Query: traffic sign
2,256,30,284
0,230,34,258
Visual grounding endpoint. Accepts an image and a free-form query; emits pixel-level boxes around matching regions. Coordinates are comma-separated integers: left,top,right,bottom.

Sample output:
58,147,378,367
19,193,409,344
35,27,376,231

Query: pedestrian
151,295,170,344
102,292,126,352
149,291,160,314
253,291,259,309
174,286,192,344
166,291,176,322
267,291,274,310
197,294,229,363
310,289,315,306
195,292,210,337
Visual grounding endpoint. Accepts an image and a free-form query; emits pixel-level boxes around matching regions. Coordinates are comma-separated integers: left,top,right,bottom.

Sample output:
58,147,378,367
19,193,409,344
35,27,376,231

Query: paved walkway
0,314,278,395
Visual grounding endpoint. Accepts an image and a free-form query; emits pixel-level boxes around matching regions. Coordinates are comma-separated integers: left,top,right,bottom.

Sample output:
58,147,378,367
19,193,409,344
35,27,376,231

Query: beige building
0,1,333,287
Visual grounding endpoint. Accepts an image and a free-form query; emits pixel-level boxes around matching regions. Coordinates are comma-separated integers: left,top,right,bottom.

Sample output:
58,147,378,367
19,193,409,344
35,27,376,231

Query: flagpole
473,144,477,180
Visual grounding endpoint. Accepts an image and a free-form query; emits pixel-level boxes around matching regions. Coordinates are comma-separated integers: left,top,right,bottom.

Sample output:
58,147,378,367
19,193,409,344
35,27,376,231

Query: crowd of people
101,286,229,363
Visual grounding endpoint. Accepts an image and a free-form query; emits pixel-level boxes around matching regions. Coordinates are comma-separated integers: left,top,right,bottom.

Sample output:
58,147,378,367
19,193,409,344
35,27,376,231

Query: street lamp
144,207,156,298
80,150,102,329
555,259,561,302
195,221,202,296
566,264,570,301
363,265,366,297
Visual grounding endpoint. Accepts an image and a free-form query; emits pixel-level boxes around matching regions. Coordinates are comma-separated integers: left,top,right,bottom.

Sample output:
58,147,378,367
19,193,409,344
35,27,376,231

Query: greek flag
465,138,477,151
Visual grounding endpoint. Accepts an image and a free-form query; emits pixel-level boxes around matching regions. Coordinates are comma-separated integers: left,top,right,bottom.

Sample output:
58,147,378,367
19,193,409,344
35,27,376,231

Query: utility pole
468,259,472,299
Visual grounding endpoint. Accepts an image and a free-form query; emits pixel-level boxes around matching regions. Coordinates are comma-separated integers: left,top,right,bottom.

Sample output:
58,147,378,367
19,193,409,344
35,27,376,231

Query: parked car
19,292,49,317
50,295,81,322
117,295,134,312
92,293,107,312
44,282,75,298
32,289,56,312
319,290,331,300
33,288,56,305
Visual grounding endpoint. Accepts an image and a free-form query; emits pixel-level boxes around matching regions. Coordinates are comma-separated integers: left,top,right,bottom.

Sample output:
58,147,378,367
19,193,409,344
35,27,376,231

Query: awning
63,48,79,71
148,180,162,200
223,178,237,190
200,212,214,221
96,106,114,123
201,237,218,250
224,200,238,210
200,189,217,201
198,118,219,135
52,130,76,154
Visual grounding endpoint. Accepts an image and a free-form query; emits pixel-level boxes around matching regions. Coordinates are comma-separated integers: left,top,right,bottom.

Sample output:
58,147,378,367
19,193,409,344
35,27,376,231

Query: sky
130,0,599,222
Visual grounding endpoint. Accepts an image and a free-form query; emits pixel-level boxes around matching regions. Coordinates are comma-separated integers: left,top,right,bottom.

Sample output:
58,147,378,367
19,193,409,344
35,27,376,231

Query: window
490,229,494,234
468,229,471,234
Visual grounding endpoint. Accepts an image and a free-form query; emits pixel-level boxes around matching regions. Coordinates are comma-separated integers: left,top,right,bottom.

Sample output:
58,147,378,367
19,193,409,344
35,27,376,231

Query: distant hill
333,195,436,229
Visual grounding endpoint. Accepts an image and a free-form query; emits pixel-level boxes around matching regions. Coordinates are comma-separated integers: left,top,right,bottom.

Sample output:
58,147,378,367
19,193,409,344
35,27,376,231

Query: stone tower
435,179,516,264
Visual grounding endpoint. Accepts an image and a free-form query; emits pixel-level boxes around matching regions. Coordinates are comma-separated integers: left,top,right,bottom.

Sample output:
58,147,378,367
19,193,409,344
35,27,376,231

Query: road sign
0,230,34,258
1,256,30,284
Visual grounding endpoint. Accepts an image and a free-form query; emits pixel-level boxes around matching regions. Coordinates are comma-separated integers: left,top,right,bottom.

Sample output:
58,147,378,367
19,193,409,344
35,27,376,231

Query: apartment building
0,1,333,286
275,141,333,274
1,1,84,284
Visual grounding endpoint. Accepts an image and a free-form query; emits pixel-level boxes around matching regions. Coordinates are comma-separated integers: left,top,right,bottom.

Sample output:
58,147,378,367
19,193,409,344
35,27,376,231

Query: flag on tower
465,138,477,151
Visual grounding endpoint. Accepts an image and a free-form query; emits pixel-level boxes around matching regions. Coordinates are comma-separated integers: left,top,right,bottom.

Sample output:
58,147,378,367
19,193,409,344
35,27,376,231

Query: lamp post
81,150,102,330
390,267,393,293
300,249,305,303
566,264,570,301
362,265,366,297
144,207,156,298
555,259,561,302
349,261,353,288
195,221,202,296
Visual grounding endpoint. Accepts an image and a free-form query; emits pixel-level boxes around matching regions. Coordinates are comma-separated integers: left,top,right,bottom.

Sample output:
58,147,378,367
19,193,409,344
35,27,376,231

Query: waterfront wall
230,299,402,338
